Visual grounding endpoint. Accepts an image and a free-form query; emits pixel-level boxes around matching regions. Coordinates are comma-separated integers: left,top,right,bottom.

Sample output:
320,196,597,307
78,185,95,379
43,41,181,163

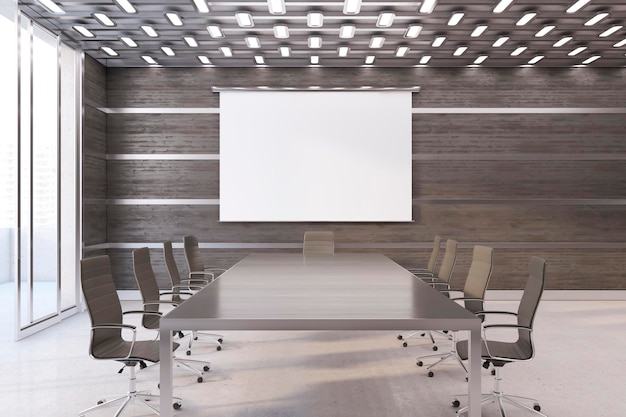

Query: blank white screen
219,90,412,222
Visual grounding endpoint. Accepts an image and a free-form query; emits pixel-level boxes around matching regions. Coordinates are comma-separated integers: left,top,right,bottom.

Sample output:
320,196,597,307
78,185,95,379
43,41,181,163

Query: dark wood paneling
83,204,106,246
107,113,219,154
83,55,106,107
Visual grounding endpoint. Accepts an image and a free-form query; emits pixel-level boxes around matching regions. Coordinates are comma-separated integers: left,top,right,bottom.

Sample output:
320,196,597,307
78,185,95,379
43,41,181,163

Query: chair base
186,330,224,355
398,330,451,349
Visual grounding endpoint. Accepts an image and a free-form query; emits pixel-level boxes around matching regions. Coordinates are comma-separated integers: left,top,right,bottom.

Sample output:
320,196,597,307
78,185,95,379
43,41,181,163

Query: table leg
160,328,173,417
467,326,481,417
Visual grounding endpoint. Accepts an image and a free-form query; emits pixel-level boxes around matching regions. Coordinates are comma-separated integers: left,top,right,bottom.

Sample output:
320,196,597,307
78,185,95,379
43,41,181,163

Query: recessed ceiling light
268,0,286,15
493,0,514,14
553,36,573,47
93,13,115,27
308,12,323,27
220,46,233,57
161,46,175,56
100,46,118,56
377,12,395,28
141,55,157,65
453,46,468,56
420,0,437,14
405,25,422,38
432,36,446,47
254,56,265,65
474,55,488,64
245,36,261,48
585,12,609,26
308,36,322,48
198,55,211,65
471,25,488,37
165,12,183,26
566,0,591,13
141,25,158,37
279,46,290,57
193,0,210,13
311,55,319,65
582,55,601,64
511,46,528,56
114,0,136,14
207,25,224,38
73,25,94,38
36,0,64,14
184,36,198,47
599,25,623,37
493,36,509,47
568,45,587,56
274,25,289,39
343,0,362,15
528,55,544,64
535,25,555,37
236,12,254,28
419,55,432,64
120,36,137,47
396,46,410,57
516,12,537,26
340,25,356,39
448,12,464,26
365,55,375,65
338,46,350,57
614,39,626,47
369,37,385,48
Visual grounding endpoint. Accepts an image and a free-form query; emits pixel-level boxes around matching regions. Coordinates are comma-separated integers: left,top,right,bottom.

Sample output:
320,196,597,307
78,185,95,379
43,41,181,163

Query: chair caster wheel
491,369,496,375
402,342,408,347
186,350,191,356
533,403,541,412
432,345,438,351
216,345,222,351
420,333,426,337
452,399,460,407
197,376,203,383
194,337,198,341
203,365,210,371
173,401,182,410
397,335,403,340
416,361,423,367
218,338,223,343
97,400,105,405
428,371,434,377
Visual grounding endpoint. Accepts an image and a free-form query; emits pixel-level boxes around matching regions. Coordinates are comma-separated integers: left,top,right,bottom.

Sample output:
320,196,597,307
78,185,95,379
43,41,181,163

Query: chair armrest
91,323,137,360
482,325,533,362
476,310,518,318
450,297,485,302
430,282,450,290
123,310,162,317
189,271,215,281
160,290,193,298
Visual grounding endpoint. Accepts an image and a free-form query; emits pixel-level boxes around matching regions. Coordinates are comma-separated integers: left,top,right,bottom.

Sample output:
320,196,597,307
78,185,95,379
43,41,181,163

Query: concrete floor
1,299,625,417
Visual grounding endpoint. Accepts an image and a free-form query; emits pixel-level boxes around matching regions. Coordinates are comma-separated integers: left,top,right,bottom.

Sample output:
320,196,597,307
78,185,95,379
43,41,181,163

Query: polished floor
1,298,625,417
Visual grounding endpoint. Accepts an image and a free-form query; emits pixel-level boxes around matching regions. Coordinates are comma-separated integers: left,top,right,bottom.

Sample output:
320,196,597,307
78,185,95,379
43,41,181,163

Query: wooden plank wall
82,64,626,290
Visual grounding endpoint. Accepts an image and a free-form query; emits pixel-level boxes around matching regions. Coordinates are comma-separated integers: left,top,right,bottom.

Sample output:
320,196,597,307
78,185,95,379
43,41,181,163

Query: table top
160,253,479,331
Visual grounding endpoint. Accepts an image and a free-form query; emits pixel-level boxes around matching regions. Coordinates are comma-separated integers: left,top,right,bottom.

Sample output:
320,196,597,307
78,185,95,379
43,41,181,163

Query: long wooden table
159,253,482,417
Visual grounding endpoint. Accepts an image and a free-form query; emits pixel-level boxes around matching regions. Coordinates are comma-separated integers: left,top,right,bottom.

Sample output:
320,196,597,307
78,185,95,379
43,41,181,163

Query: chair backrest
163,240,181,286
184,235,205,273
303,231,335,254
132,247,161,330
80,255,124,358
462,245,494,314
516,256,546,355
436,239,457,285
426,235,443,274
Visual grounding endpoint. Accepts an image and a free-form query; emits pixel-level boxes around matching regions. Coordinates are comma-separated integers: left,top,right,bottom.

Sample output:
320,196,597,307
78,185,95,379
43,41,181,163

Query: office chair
132,247,211,383
163,240,224,354
406,235,442,277
398,239,458,349
453,256,547,417
302,231,335,254
183,235,227,282
416,245,494,377
78,255,182,416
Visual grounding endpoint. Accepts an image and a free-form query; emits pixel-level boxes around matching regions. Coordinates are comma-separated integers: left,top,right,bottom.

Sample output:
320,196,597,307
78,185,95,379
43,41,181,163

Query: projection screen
219,90,413,222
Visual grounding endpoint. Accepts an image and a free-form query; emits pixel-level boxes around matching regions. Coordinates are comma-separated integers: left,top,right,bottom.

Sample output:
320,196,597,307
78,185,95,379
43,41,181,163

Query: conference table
159,253,482,417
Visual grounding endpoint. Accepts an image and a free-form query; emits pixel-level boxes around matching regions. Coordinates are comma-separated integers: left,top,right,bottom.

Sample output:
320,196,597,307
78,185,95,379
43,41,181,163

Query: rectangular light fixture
471,25,488,37
528,55,544,64
419,55,432,64
73,25,94,38
365,55,375,65
193,0,210,13
254,56,265,65
161,46,175,56
554,36,573,47
582,55,601,64
516,12,536,26
511,46,527,56
340,25,356,39
566,0,591,14
236,12,254,28
585,12,609,26
308,12,323,27
600,25,623,37
165,12,183,26
184,36,198,47
419,0,437,14
273,25,289,39
568,46,587,56
114,0,136,14
93,13,115,26
220,46,233,57
207,25,224,38
493,0,514,13
405,25,422,38
377,12,395,28
198,55,211,65
141,25,158,37
311,55,319,65
448,12,464,26
432,36,446,47
279,46,290,57
453,46,468,56
37,0,64,14
493,36,509,47
268,0,286,15
120,36,137,47
101,46,118,56
141,55,157,65
395,46,409,57
614,39,626,47
245,36,261,48
338,46,350,57
343,0,362,15
369,37,385,48
535,25,555,37
473,55,488,64
308,36,322,48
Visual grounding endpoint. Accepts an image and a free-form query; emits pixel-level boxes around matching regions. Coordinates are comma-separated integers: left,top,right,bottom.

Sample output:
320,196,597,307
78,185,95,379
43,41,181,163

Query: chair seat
456,339,532,364
92,338,180,362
